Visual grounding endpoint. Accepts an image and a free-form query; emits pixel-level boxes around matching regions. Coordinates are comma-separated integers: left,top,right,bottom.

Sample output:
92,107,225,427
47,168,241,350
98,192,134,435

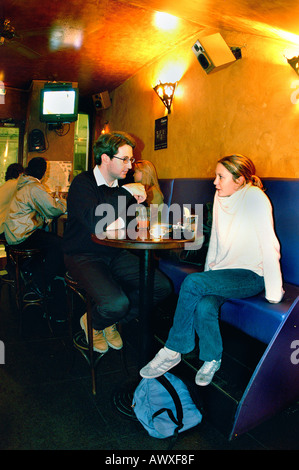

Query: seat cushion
221,284,299,344
158,258,299,345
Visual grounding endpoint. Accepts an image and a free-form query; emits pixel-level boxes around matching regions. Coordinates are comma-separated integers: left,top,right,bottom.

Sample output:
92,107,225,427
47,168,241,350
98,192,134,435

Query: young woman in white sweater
140,154,284,386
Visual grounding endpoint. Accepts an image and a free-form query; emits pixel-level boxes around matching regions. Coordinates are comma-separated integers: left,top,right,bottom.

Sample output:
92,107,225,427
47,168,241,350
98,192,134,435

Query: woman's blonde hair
218,154,263,189
134,160,162,191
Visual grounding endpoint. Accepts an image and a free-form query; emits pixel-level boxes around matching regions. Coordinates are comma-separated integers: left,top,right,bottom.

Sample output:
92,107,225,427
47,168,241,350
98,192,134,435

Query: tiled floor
0,279,298,452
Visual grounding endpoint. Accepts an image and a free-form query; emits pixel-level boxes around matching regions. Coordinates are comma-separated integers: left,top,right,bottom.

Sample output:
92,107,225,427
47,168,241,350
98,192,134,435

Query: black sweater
63,170,136,255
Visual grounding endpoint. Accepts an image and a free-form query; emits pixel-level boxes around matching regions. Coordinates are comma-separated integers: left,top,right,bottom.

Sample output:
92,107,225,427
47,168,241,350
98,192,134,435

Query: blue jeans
165,269,265,362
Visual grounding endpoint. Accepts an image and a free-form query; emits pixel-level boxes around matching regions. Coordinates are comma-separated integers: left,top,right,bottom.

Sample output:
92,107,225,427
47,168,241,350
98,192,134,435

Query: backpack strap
153,375,184,435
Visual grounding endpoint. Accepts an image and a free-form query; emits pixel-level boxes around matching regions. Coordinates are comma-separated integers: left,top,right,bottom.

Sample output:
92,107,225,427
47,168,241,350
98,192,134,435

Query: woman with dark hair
5,163,24,181
140,154,284,386
4,157,67,319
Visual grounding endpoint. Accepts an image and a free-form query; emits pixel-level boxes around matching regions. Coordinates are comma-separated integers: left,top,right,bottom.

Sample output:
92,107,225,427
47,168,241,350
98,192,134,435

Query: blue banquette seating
158,177,299,439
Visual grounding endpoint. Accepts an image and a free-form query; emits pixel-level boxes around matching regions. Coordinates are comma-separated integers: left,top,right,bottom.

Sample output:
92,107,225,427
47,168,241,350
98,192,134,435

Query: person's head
26,157,47,180
133,160,160,187
5,163,24,181
93,131,136,183
214,154,263,197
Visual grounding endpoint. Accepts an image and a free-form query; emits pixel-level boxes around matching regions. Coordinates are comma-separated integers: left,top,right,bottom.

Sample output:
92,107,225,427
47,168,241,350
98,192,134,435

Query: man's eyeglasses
112,156,135,164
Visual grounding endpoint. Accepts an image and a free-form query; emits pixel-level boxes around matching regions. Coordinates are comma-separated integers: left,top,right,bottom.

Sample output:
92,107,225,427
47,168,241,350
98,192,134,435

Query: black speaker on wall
28,129,46,152
92,91,111,111
192,33,236,74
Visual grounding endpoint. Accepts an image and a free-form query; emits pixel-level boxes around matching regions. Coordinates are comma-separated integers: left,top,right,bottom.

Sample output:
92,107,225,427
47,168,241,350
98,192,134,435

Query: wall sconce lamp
287,55,299,75
100,120,109,134
230,47,242,60
153,81,177,114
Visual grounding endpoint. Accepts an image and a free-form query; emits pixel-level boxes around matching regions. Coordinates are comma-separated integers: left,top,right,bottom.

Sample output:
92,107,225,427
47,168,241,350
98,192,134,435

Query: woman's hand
123,183,146,203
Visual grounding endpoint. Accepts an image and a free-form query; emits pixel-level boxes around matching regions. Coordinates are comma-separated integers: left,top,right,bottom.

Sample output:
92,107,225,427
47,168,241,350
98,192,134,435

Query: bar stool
8,246,49,335
64,272,104,395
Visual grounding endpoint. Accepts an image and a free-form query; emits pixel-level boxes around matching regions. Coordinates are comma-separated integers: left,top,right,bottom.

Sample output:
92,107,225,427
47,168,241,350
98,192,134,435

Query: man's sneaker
195,359,221,386
80,313,108,354
139,347,181,379
104,324,123,350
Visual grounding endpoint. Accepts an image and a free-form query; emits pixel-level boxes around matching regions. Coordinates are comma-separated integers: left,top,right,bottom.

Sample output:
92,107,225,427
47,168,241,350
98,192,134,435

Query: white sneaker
139,347,181,378
195,359,221,386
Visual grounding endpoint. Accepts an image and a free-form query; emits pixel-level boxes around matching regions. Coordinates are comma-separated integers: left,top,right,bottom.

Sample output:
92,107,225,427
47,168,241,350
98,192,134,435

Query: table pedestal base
112,380,139,421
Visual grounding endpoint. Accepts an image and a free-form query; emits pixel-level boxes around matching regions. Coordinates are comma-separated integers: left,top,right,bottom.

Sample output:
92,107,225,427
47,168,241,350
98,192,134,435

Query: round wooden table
91,228,194,419
91,229,193,366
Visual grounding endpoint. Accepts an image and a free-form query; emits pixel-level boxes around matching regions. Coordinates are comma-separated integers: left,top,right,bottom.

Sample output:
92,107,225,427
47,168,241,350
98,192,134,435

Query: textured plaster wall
97,30,299,179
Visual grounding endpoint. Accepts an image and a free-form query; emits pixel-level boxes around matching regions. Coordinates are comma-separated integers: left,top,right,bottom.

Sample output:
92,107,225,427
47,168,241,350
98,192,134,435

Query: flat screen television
40,82,79,124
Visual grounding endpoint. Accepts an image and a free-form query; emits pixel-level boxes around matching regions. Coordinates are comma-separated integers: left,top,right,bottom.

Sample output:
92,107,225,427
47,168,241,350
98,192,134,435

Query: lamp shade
287,56,299,75
153,81,177,114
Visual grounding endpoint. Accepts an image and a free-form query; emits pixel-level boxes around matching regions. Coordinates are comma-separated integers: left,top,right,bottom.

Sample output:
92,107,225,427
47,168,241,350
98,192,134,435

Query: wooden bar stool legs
7,246,50,335
86,294,96,395
65,271,128,396
65,272,104,395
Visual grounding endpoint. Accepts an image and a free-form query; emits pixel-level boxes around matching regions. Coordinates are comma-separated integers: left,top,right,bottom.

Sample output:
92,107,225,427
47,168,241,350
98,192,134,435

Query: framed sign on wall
154,116,168,150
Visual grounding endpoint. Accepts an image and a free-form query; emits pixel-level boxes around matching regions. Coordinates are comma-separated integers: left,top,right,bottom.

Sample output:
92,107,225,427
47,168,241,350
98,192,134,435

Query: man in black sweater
63,131,172,353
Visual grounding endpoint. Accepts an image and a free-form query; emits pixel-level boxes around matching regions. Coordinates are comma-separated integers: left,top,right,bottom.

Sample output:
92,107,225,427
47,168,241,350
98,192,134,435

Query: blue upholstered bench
158,177,299,438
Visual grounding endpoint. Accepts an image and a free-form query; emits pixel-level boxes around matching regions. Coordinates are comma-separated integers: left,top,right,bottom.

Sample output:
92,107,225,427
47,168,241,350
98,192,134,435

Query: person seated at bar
140,154,284,386
4,157,67,320
133,160,164,206
0,163,24,236
63,131,172,354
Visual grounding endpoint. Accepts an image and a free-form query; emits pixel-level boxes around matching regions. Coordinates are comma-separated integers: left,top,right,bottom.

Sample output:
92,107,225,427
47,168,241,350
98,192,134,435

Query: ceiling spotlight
154,12,178,31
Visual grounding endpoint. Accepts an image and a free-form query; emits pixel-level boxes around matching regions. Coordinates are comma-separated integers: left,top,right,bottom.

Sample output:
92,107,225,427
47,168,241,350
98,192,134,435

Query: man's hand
123,183,146,203
106,217,125,230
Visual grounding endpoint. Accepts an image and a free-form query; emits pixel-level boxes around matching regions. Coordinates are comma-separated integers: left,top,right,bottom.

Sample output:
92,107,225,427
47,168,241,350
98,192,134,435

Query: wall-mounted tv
40,82,79,124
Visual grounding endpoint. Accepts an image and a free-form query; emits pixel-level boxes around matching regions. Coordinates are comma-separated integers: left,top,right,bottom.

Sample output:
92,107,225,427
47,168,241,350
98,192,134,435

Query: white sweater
204,184,284,303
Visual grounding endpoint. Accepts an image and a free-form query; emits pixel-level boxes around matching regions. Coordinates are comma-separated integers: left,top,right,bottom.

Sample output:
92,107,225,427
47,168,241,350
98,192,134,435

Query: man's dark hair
26,157,47,180
5,163,24,181
93,131,135,165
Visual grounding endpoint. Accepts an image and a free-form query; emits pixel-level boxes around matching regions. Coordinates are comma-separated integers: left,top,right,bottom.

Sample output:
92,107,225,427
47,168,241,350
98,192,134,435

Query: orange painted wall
96,30,299,179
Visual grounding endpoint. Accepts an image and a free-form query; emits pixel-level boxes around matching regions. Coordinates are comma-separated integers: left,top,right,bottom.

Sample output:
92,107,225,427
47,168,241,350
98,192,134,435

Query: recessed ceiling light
154,12,178,31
